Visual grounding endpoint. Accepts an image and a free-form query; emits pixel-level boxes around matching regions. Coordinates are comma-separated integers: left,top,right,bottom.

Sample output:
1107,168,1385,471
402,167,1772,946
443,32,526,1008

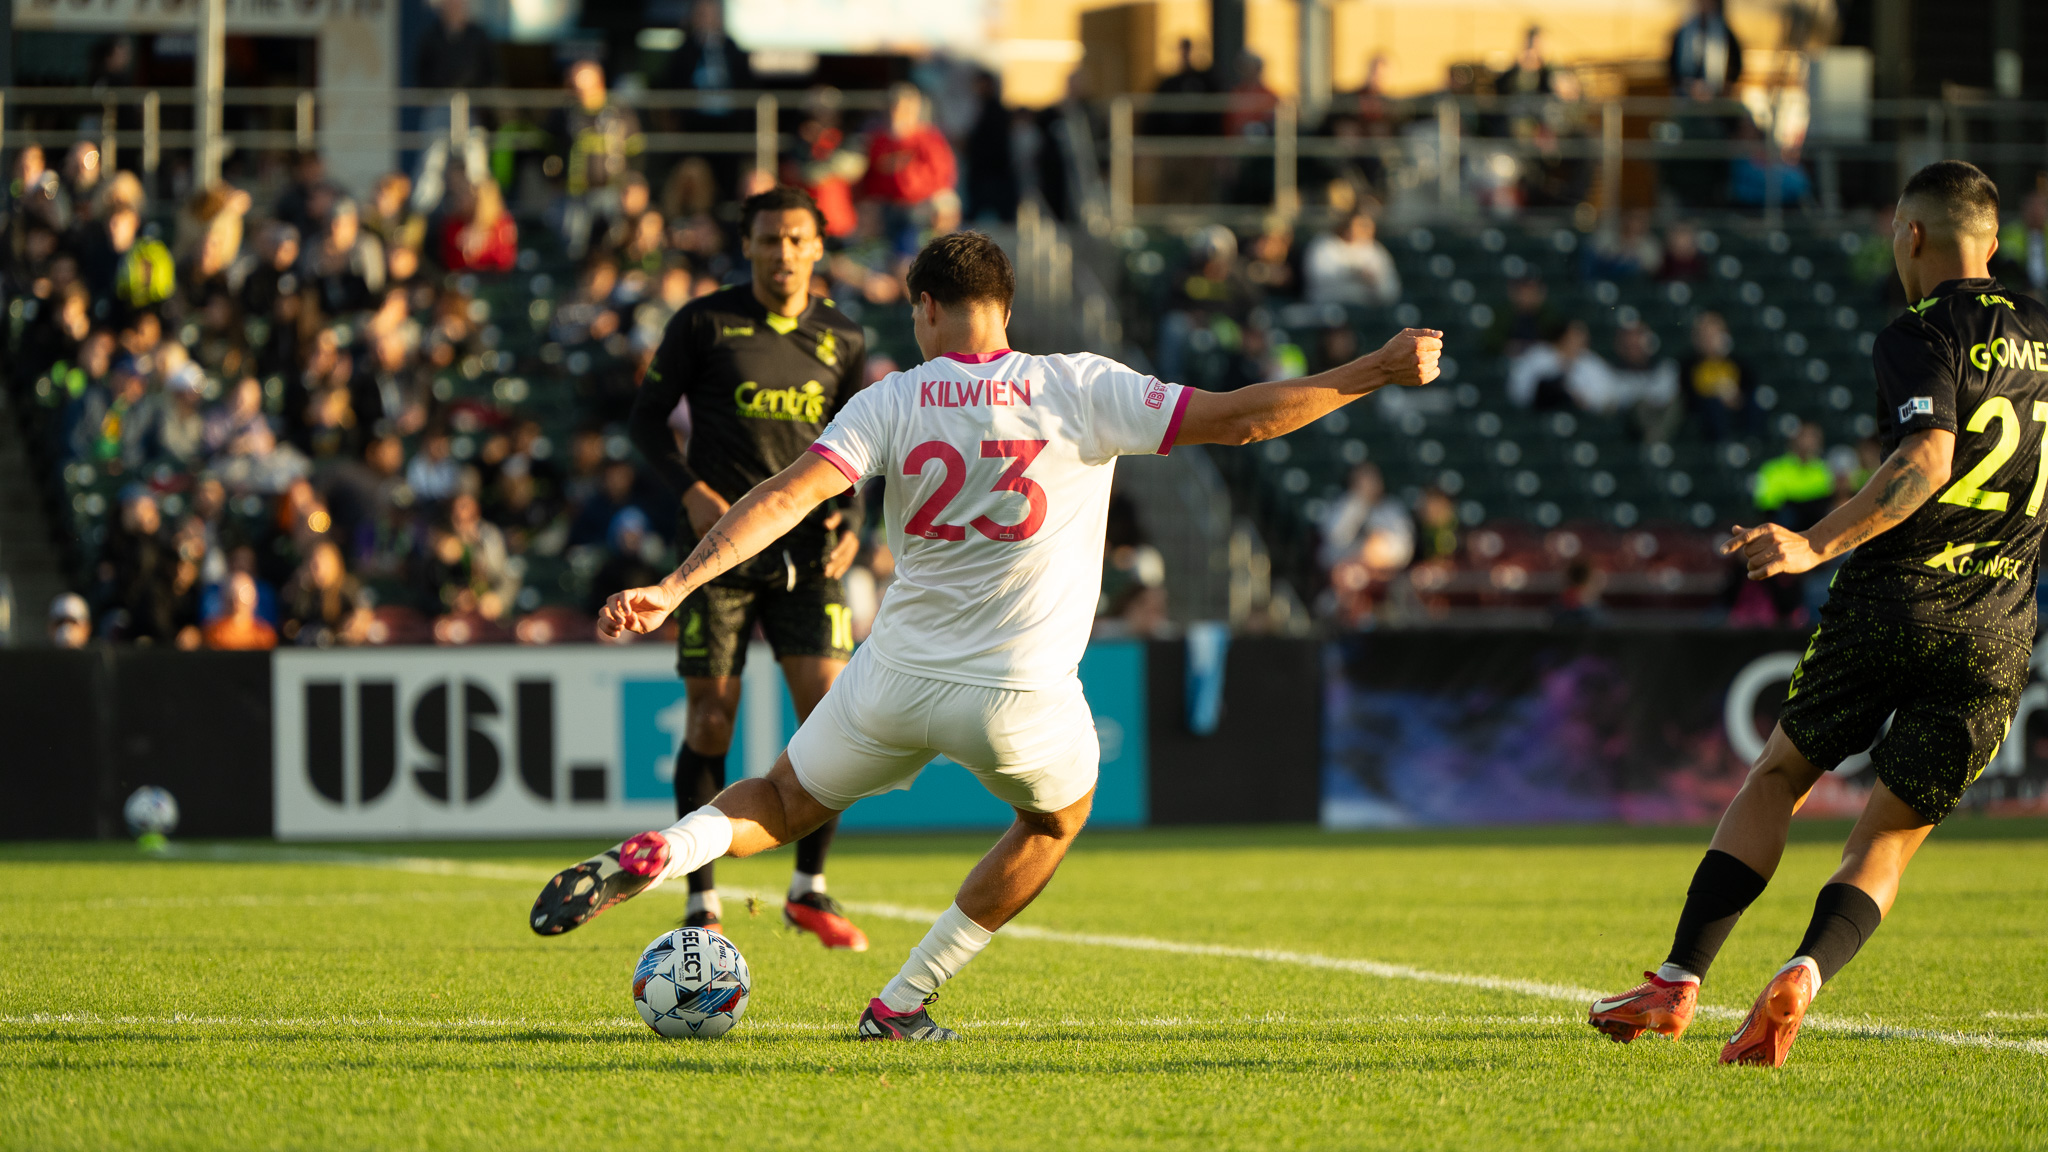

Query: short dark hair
905,231,1015,311
1901,160,2000,239
740,185,827,237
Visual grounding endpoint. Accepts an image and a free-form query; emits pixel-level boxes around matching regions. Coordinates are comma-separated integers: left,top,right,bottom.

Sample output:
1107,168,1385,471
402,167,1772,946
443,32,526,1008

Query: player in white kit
529,232,1442,1039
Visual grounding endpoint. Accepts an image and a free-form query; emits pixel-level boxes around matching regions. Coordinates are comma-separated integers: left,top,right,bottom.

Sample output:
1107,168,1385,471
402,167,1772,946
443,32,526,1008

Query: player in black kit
628,186,870,950
1590,162,2048,1066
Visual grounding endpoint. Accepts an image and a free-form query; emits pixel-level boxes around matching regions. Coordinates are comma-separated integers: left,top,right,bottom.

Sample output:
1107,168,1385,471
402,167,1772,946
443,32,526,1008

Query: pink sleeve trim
807,442,861,483
1156,384,1193,455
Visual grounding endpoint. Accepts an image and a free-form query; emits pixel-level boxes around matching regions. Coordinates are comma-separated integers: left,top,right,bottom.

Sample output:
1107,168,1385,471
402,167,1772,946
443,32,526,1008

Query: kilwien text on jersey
1827,278,2048,640
629,285,867,574
807,349,1190,690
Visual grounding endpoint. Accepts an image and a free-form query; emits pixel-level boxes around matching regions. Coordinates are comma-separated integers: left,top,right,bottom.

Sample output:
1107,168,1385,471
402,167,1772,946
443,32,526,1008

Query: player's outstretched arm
599,453,853,638
1174,328,1443,447
1722,428,1955,579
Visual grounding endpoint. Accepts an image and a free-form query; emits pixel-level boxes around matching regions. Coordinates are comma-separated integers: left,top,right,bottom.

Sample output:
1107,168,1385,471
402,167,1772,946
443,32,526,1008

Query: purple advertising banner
1323,631,2048,828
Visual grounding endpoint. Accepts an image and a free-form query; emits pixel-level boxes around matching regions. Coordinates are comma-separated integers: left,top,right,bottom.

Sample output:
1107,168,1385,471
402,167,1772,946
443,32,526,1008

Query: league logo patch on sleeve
1145,379,1168,410
1898,396,1934,423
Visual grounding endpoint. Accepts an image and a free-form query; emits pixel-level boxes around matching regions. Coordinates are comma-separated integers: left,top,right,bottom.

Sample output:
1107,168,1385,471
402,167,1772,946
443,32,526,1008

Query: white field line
78,845,2048,1058
9,1011,2043,1059
154,843,542,883
777,894,2048,1058
54,890,510,912
0,1012,1580,1034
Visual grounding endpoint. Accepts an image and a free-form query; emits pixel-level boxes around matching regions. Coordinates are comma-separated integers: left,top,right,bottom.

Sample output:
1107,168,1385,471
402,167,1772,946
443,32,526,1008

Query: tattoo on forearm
676,527,740,586
1830,458,1933,553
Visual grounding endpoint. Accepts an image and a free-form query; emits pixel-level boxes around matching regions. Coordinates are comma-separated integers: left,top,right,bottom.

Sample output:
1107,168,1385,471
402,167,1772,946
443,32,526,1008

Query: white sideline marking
0,1013,645,1031
98,846,2048,1058
0,1012,1576,1034
156,843,541,883
58,890,509,912
10,1012,2042,1058
750,891,2048,1058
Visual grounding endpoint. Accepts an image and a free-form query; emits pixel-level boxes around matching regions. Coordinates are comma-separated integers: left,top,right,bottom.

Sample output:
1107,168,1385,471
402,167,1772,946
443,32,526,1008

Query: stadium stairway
0,388,68,644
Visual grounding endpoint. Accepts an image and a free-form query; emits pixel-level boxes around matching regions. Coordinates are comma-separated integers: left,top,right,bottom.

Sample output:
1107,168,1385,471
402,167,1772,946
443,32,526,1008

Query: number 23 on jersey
903,439,1049,542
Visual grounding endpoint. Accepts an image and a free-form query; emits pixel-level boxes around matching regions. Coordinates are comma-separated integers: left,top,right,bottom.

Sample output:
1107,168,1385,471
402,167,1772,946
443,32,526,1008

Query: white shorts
786,645,1100,814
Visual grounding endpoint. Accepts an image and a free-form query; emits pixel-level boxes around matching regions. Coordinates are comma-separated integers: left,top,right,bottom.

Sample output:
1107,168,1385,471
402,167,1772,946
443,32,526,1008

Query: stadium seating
1111,219,1896,607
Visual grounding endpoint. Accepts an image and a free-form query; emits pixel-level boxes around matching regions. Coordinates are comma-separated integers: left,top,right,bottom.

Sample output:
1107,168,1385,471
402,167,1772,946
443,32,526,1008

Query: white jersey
808,349,1189,690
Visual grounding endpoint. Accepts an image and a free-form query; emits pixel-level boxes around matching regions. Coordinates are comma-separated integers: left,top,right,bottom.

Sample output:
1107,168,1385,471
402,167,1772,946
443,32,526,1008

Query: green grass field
5,821,2047,1150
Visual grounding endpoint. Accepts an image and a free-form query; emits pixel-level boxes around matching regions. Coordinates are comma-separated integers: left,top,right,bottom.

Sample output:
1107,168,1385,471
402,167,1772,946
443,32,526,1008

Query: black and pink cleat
528,831,673,936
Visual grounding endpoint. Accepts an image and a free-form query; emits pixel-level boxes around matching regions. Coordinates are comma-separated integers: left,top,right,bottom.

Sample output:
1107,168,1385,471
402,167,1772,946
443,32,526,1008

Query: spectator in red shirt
1222,52,1279,139
440,177,519,273
1222,53,1280,204
795,86,865,239
861,83,957,255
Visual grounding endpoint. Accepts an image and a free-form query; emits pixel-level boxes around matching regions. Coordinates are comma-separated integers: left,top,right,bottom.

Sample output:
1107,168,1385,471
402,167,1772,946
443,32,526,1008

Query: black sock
1664,849,1772,979
1792,883,1884,982
795,815,839,878
674,746,727,892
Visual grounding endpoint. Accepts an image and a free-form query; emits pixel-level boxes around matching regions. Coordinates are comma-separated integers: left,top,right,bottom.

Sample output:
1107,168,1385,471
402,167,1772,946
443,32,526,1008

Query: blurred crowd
1,0,1040,649
16,0,2048,646
1141,0,1799,216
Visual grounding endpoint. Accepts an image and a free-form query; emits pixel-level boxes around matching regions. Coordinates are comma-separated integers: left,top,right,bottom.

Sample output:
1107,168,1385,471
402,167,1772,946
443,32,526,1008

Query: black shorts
675,569,853,679
1777,611,2029,823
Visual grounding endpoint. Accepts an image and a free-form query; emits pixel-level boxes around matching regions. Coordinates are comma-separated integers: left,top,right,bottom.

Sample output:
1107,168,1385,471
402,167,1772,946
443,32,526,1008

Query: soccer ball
123,787,180,838
633,927,750,1038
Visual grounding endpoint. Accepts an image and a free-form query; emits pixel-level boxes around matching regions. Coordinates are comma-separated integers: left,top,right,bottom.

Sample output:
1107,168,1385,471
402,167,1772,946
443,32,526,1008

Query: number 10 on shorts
825,604,853,652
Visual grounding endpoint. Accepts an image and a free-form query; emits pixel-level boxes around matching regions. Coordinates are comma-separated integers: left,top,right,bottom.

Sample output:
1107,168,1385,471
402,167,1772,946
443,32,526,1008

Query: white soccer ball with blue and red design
123,786,179,837
633,927,751,1038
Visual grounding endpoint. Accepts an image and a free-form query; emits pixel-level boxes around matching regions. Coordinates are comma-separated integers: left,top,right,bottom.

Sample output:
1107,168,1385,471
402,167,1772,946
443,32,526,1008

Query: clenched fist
1376,328,1445,388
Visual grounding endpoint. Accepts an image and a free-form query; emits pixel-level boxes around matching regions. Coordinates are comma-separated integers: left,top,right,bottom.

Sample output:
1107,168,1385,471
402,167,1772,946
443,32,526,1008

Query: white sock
789,871,825,899
877,903,993,1013
1655,962,1702,986
1778,956,1822,987
686,890,722,919
654,806,734,885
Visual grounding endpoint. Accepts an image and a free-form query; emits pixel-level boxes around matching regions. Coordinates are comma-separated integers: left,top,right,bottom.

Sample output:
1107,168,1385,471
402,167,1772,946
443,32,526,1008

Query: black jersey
1825,278,2048,643
630,285,867,572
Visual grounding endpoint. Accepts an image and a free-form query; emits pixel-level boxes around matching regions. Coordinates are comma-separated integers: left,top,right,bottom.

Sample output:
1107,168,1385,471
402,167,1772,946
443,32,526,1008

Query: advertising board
273,640,1148,840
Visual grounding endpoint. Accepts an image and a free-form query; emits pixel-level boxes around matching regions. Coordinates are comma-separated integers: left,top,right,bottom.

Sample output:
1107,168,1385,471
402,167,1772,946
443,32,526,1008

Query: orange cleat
1720,962,1819,1067
1588,972,1699,1043
784,892,869,951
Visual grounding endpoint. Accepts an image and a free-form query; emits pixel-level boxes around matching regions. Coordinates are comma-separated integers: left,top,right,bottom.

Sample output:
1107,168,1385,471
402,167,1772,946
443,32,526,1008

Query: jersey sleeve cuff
1156,383,1193,455
807,442,862,483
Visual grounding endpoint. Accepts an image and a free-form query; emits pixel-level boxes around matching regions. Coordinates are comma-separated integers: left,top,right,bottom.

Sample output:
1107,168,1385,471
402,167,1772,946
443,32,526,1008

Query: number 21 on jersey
1940,397,2048,516
903,439,1049,542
